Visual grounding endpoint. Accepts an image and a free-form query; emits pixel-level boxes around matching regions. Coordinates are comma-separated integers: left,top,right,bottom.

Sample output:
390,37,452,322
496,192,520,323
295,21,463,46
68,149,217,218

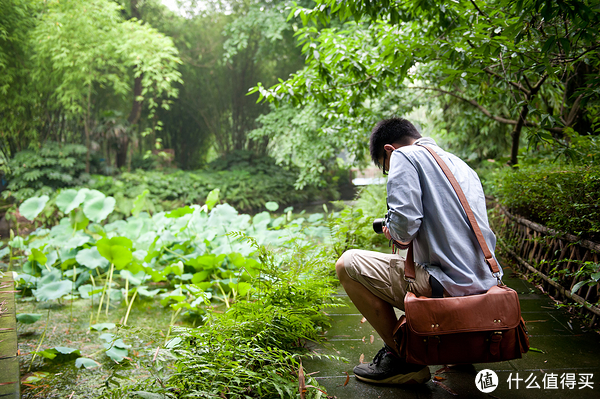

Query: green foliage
492,163,600,240
3,143,89,201
163,241,337,398
0,0,40,158
31,0,182,119
16,313,43,324
570,261,600,296
253,0,600,172
99,236,339,399
329,184,388,257
147,0,306,169
88,157,323,214
7,183,396,397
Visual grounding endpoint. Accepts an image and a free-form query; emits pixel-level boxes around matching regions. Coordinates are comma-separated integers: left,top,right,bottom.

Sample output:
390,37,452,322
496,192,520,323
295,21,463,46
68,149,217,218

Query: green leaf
83,195,116,223
29,248,48,266
132,189,149,217
16,313,43,324
265,201,279,211
91,323,116,331
33,280,74,301
42,280,74,301
236,282,252,296
76,247,109,269
35,346,80,361
56,189,87,214
70,208,90,231
120,270,146,286
136,286,161,297
131,391,166,399
96,237,133,269
166,261,184,276
100,334,130,363
78,284,103,299
75,357,101,369
19,195,50,221
571,280,587,293
205,188,220,211
166,206,194,218
22,372,50,384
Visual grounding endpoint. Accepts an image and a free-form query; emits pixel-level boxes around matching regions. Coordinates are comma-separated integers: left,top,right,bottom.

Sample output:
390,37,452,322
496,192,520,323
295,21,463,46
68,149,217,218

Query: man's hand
382,225,392,241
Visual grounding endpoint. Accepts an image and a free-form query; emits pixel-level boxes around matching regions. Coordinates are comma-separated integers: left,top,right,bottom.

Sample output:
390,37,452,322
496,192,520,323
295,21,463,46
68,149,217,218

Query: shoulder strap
403,144,500,283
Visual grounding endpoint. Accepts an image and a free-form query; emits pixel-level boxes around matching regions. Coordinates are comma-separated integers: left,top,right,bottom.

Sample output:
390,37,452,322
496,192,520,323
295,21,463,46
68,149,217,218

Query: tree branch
483,68,530,96
409,85,564,134
468,0,492,24
409,86,517,125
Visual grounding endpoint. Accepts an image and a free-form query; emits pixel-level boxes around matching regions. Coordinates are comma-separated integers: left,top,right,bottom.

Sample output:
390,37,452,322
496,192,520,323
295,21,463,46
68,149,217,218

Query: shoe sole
355,366,431,385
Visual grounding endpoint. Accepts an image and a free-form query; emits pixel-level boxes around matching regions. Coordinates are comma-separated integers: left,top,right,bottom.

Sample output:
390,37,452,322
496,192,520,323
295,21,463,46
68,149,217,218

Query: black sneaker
353,345,430,385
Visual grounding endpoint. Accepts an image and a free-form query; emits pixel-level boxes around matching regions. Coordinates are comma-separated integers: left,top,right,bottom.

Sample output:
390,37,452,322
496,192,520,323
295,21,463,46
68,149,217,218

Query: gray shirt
385,137,502,297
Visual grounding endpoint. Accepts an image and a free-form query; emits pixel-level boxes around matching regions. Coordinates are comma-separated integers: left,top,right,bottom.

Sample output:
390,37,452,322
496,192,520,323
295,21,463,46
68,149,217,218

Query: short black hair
369,117,422,168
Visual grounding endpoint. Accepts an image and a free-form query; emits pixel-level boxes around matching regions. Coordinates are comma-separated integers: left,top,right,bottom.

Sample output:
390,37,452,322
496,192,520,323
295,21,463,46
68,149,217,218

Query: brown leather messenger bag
392,144,530,365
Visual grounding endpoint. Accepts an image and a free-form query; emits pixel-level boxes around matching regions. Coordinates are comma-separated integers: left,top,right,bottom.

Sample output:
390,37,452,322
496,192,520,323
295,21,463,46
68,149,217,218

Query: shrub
87,167,320,216
491,163,600,241
2,142,89,201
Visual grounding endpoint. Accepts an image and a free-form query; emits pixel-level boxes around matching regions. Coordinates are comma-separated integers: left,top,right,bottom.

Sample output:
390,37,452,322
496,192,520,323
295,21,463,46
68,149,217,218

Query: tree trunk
115,0,144,169
509,74,548,166
509,105,528,166
84,84,92,173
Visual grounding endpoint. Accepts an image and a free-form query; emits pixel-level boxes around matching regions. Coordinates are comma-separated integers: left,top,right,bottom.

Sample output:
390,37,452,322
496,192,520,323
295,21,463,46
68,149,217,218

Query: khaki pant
342,249,432,310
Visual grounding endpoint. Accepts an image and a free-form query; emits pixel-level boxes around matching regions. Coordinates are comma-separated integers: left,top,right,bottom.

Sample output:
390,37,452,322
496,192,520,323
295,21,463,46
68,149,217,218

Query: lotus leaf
33,280,74,301
265,201,279,211
29,248,47,265
91,323,116,331
56,189,87,214
78,284,103,299
83,195,116,223
8,236,24,249
16,313,43,324
96,237,133,269
76,247,109,269
19,195,49,221
75,357,101,369
136,286,161,297
35,346,80,361
120,270,146,286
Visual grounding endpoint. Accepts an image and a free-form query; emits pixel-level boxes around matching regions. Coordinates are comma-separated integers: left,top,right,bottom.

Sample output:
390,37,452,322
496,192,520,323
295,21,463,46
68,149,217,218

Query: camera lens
373,218,385,234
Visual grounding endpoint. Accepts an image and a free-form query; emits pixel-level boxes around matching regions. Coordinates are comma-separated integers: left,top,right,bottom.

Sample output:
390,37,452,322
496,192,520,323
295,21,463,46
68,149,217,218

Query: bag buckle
493,272,503,286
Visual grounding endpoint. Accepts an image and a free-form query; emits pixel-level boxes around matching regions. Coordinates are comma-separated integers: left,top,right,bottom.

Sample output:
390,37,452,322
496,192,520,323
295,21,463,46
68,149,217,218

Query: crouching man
335,117,501,384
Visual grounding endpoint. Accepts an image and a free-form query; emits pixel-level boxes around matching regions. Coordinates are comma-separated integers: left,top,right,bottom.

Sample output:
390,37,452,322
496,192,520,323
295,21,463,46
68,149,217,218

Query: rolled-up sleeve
385,151,423,245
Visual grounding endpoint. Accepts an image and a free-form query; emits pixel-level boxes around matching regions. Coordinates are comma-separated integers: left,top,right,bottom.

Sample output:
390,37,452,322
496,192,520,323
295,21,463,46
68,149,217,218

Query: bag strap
403,144,500,284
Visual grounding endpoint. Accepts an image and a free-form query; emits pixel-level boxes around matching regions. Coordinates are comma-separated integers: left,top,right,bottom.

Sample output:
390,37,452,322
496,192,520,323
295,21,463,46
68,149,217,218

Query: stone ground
303,265,600,399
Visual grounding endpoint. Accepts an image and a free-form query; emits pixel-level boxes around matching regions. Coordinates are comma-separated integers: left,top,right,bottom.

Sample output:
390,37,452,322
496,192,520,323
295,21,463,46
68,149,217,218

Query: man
335,117,501,385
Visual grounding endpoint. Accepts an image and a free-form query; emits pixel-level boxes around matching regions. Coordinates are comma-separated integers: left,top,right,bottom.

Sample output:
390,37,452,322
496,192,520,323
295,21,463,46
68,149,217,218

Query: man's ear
383,144,396,152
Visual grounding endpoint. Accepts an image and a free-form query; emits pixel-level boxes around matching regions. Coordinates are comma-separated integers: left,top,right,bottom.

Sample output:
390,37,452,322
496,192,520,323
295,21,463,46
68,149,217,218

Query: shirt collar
413,137,437,146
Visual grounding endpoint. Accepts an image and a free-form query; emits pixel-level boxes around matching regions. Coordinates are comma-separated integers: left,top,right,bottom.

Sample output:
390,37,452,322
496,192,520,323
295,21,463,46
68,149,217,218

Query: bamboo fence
490,203,600,327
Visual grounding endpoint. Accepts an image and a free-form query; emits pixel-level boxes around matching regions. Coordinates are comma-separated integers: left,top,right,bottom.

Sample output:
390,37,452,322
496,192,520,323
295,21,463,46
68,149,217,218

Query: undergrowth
99,235,342,399
491,163,600,241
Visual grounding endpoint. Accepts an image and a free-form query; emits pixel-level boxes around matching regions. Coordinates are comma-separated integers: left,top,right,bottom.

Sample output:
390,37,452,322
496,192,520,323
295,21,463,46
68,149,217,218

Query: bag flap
405,285,522,335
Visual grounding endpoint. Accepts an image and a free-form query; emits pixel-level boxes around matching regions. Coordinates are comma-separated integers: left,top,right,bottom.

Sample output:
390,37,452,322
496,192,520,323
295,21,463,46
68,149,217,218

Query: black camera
373,218,386,234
